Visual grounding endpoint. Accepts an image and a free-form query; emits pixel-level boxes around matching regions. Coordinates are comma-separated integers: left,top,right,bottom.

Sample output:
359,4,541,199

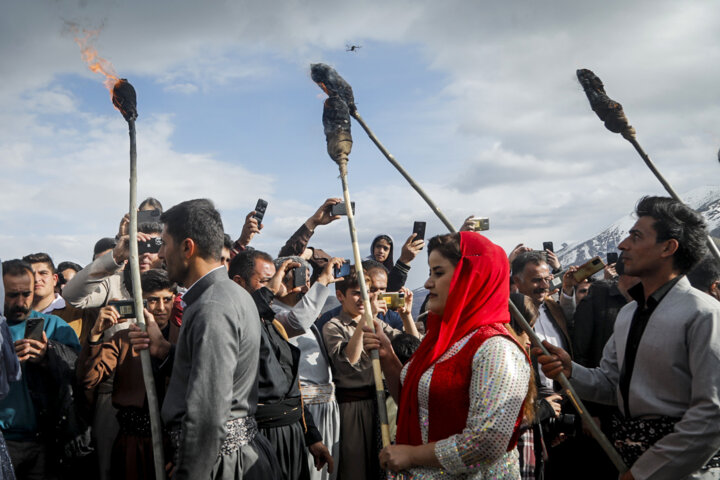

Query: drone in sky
346,44,362,52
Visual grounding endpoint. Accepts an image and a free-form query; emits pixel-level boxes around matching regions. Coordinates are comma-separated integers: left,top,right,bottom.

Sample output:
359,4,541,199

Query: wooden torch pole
336,158,392,447
126,119,166,479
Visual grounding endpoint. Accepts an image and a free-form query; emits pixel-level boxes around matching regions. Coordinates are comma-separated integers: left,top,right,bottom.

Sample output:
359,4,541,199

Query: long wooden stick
351,111,456,233
127,119,166,478
623,133,720,263
508,302,628,472
379,150,628,472
337,158,391,447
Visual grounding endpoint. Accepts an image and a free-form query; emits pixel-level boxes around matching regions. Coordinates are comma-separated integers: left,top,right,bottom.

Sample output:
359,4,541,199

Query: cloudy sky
2,0,719,289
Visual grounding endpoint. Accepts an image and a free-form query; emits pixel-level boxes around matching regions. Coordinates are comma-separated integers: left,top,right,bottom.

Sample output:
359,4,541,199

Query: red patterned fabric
170,294,183,327
396,232,526,446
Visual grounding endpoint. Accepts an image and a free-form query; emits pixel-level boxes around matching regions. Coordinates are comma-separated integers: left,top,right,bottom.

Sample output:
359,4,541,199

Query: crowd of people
1,193,720,480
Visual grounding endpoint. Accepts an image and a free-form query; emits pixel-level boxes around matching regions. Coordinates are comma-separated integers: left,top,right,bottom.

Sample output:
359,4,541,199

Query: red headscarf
395,231,511,445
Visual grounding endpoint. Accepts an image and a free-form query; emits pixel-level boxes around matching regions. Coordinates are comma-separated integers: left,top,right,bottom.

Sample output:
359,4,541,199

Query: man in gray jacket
157,199,279,480
536,196,720,479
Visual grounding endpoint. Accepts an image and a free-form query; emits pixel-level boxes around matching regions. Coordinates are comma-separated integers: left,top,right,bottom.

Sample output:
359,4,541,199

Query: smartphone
572,256,605,283
137,209,161,225
24,317,45,341
412,221,426,242
109,299,148,319
330,202,355,216
334,260,351,279
543,242,554,253
381,292,406,309
253,199,268,223
469,217,490,231
293,266,308,288
607,252,619,265
138,237,163,255
549,275,563,291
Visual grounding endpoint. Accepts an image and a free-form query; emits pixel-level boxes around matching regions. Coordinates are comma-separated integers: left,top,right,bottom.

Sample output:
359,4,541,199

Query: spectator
322,267,404,480
57,261,82,293
78,269,179,480
229,250,333,480
367,233,424,291
1,259,82,479
687,253,720,300
23,253,96,346
64,223,163,309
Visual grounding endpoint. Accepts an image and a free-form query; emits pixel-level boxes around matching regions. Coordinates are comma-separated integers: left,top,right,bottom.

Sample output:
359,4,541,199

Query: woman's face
373,239,391,263
424,250,457,316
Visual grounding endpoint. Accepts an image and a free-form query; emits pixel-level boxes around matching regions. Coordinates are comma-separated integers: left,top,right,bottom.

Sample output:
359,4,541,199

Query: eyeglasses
6,291,32,299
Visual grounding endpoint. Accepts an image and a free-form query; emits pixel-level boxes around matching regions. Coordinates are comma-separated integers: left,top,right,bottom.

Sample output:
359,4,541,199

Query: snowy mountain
557,186,720,267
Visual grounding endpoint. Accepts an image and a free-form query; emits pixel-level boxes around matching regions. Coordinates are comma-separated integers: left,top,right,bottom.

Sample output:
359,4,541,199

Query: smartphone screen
253,199,268,222
334,260,351,279
293,266,308,287
330,202,355,216
543,242,554,253
412,221,426,242
607,252,619,264
24,317,45,341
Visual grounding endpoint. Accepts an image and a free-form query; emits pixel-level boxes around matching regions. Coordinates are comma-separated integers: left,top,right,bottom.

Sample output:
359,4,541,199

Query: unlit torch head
576,69,632,135
323,95,353,163
112,78,138,122
311,63,356,114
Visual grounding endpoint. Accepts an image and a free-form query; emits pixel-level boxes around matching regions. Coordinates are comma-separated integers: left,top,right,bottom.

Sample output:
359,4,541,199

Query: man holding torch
536,196,720,479
154,199,280,479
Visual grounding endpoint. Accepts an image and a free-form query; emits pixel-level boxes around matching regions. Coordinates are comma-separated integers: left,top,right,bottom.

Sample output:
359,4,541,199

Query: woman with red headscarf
364,232,532,478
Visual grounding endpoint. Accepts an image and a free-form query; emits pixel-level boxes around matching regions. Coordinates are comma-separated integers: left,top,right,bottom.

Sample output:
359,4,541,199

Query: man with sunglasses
1,259,80,479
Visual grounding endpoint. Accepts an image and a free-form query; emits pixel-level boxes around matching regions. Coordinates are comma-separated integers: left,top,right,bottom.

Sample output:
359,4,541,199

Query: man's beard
6,305,29,322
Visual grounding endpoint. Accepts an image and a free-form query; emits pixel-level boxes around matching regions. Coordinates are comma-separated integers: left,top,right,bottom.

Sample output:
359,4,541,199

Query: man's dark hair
2,259,34,279
511,251,547,277
361,259,388,275
22,252,56,273
427,233,462,267
139,197,163,212
223,233,233,251
138,223,163,235
335,265,361,294
94,237,117,258
228,250,274,285
636,196,708,274
57,261,82,274
391,333,421,365
160,199,224,261
687,254,720,293
141,269,177,294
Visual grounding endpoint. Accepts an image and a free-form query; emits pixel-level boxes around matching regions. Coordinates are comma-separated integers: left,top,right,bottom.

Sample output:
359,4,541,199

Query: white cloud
3,0,720,289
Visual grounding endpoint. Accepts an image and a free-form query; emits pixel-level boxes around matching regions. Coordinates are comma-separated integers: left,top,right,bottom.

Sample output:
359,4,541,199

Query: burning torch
577,68,720,264
110,80,166,479
74,29,166,477
320,90,392,448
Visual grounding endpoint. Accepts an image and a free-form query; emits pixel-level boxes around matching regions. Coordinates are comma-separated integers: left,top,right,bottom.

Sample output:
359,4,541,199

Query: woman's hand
379,444,416,471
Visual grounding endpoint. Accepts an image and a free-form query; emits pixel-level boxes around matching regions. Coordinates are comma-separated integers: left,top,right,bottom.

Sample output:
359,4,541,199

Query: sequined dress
389,333,530,479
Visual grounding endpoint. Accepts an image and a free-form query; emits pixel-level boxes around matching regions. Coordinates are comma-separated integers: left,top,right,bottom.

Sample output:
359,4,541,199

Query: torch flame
72,27,120,93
